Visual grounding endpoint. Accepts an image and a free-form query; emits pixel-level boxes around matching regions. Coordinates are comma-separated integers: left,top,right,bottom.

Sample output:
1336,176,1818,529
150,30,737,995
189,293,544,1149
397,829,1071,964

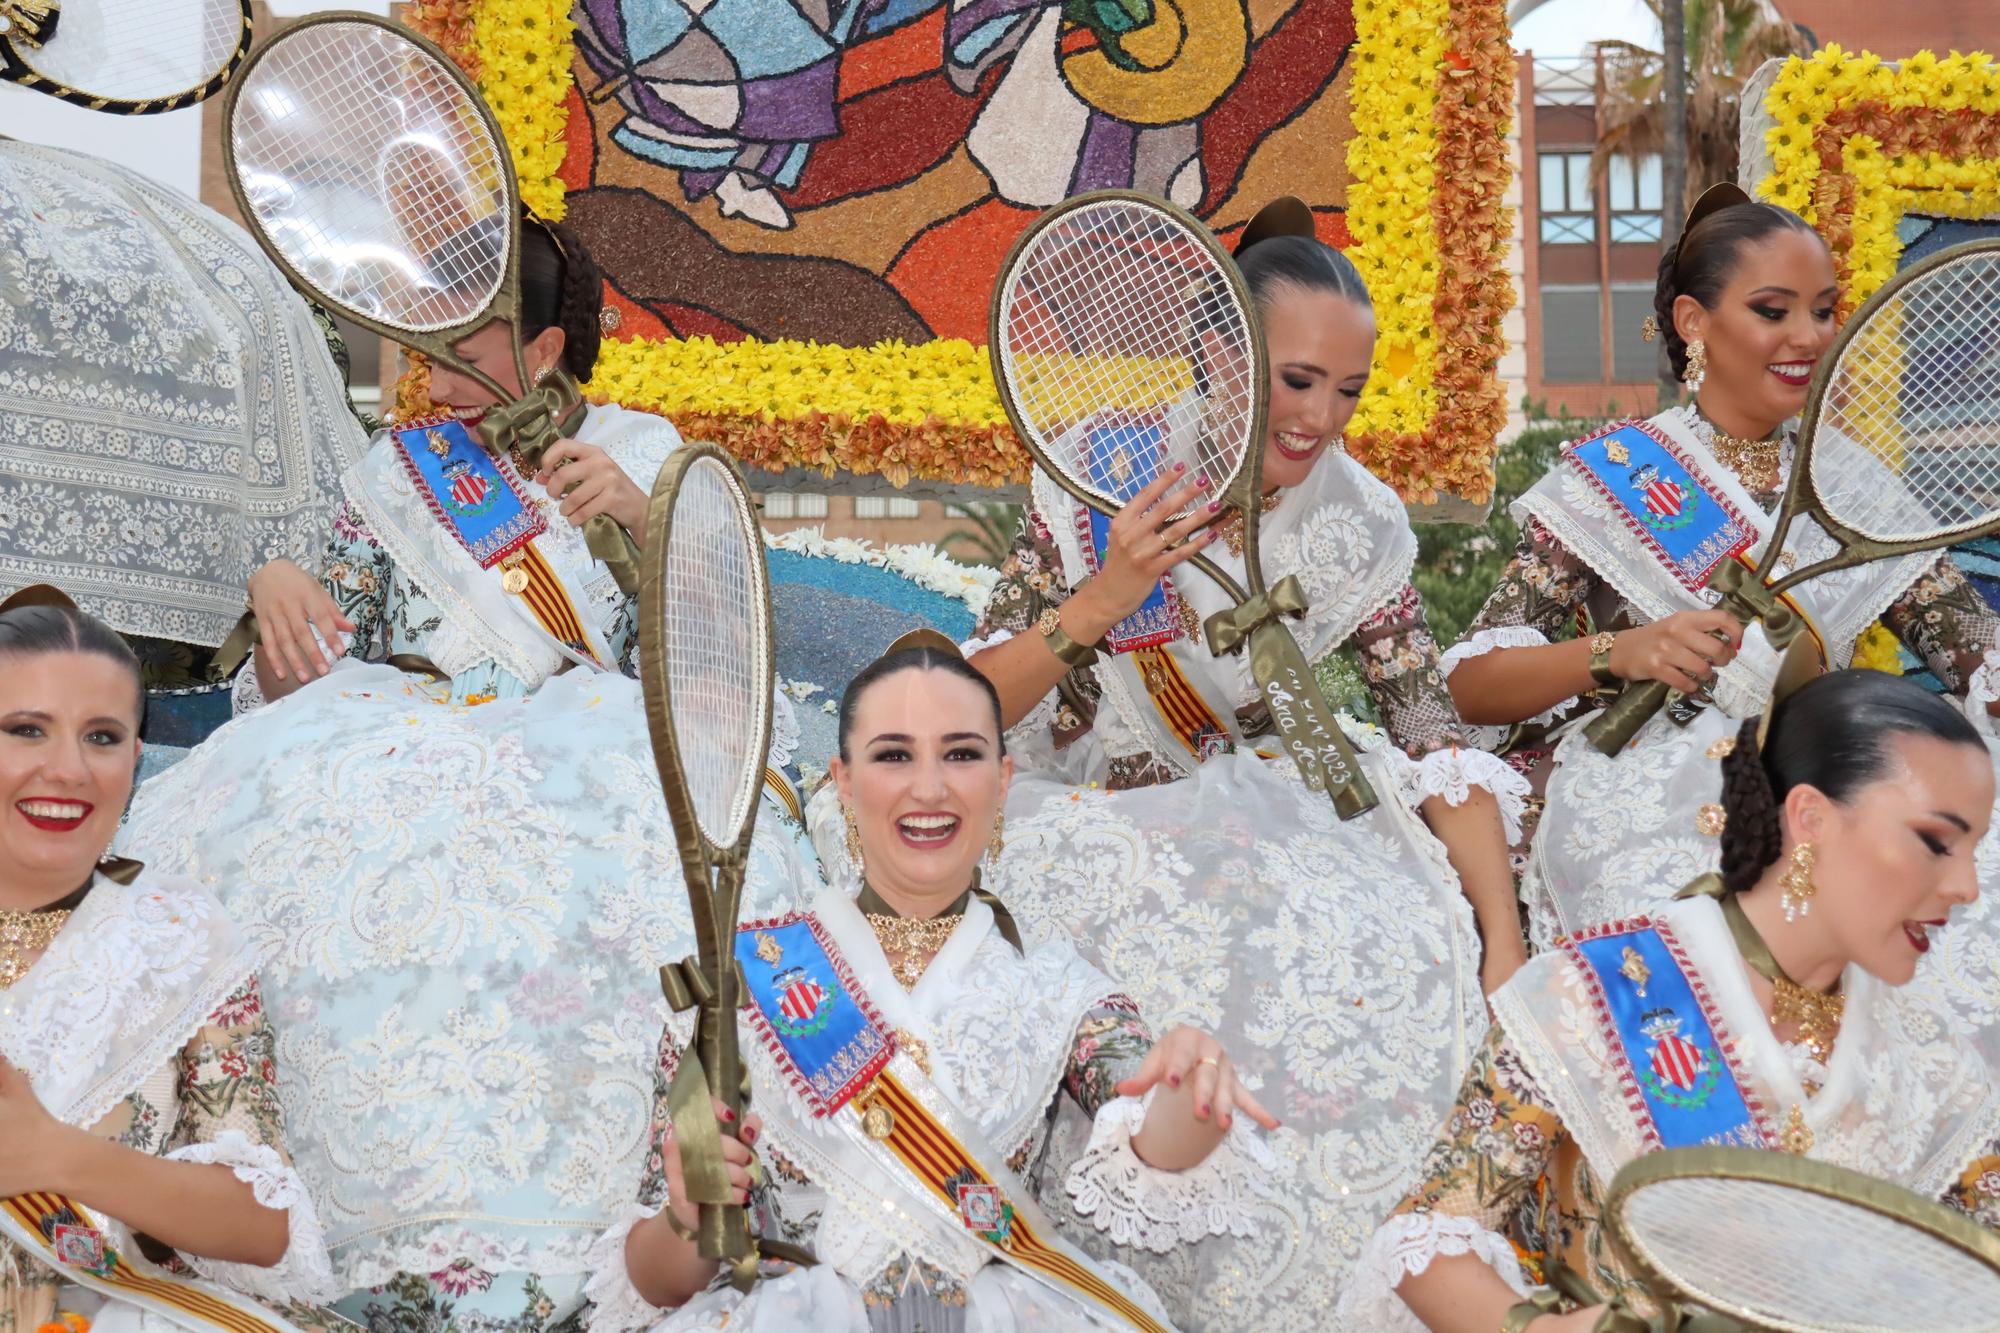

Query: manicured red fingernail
721,1107,737,1122
1199,1103,1212,1117
1168,1075,1181,1088
1209,500,1224,512
1196,472,1210,487
744,1126,758,1144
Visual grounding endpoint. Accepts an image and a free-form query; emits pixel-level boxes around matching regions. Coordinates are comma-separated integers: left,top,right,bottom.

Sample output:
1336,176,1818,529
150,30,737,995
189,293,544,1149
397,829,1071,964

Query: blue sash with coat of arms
1074,414,1189,653
390,415,546,568
1567,919,1769,1151
736,913,893,1116
1564,421,1757,594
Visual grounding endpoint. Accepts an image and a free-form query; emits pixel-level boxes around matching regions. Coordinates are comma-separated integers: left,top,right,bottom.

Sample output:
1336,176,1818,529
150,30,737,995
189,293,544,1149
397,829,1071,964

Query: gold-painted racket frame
219,12,639,591
637,442,776,1272
987,188,1378,817
1,0,251,114
1588,238,2000,753
1606,1145,2000,1332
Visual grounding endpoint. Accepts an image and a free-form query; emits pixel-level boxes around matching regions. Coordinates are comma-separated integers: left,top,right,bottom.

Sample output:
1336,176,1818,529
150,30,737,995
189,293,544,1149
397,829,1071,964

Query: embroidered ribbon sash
1564,421,1757,595
391,416,603,668
734,914,1169,1331
1567,919,1770,1152
0,1193,307,1333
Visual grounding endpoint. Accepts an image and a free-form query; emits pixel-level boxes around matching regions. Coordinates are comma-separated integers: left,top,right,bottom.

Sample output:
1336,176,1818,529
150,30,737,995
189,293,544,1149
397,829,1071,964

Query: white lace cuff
581,1200,669,1333
1966,659,2000,737
231,651,270,716
1397,746,1533,843
165,1130,339,1304
1063,1087,1279,1254
959,627,1016,656
1437,626,1569,728
1332,1211,1531,1331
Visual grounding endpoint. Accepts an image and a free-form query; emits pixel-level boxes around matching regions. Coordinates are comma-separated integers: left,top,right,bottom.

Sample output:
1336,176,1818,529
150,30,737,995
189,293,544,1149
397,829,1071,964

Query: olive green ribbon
0,0,60,46
1200,574,1309,657
1677,873,1817,998
1204,600,1377,819
657,956,762,1290
476,371,642,597
1706,559,1802,649
1538,1255,1748,1332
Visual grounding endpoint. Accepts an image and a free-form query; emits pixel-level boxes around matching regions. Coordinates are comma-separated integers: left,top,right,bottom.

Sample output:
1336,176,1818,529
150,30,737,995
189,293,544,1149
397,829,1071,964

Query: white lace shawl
342,401,682,687
583,888,1274,1329
0,870,338,1304
1507,407,1935,721
1027,440,1418,776
1341,895,2000,1327
0,142,368,646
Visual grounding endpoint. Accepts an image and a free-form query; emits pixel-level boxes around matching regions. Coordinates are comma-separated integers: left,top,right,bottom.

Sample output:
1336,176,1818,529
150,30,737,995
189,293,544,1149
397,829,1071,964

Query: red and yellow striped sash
858,1074,1171,1333
1132,646,1231,759
501,541,603,668
1,1192,302,1333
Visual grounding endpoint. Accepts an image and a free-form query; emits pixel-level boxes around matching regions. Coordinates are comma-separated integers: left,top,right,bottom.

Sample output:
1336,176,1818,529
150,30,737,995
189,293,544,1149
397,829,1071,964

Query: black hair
519,215,605,384
836,647,1007,762
1653,201,1823,379
1235,233,1373,316
0,602,145,720
1717,669,1985,892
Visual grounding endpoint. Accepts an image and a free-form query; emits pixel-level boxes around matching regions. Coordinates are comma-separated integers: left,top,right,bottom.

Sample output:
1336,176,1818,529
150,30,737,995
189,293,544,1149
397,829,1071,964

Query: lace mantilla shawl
0,142,367,646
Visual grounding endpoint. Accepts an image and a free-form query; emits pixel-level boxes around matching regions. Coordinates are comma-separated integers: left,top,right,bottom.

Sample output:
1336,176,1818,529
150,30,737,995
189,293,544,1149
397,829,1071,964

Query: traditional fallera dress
581,882,1273,1332
116,404,822,1329
1335,892,2000,1328
873,448,1530,1327
1446,405,2000,1055
0,868,337,1333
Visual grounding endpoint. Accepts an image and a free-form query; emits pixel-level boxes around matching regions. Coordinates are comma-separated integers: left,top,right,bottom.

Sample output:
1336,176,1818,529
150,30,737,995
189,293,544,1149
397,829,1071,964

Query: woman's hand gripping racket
639,443,776,1282
1605,1147,2000,1332
1589,239,2000,754
2,0,249,114
990,190,1377,818
221,13,641,593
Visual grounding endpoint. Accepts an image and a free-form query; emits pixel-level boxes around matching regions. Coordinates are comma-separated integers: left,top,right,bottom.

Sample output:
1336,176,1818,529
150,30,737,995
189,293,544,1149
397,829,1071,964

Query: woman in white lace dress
0,590,336,1332
942,200,1528,1326
1442,187,2000,1057
585,637,1278,1332
116,220,821,1329
1340,669,2000,1331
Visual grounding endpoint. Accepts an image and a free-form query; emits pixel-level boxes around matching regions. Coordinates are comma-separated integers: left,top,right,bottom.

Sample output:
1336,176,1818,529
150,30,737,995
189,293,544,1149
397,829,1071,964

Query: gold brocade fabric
0,909,69,990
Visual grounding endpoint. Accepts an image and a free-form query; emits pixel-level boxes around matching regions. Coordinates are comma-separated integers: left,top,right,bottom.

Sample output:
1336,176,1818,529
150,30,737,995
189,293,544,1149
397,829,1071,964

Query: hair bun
0,584,81,616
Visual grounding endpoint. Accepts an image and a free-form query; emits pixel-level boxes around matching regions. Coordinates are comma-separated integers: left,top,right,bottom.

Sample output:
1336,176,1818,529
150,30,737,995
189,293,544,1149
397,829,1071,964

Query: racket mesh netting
228,21,507,333
11,0,240,101
664,458,768,849
1618,1173,2000,1332
1810,247,2000,544
995,197,1259,517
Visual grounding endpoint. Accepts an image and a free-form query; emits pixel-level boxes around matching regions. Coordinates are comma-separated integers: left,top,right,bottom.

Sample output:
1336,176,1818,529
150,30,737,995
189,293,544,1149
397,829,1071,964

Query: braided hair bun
519,215,605,384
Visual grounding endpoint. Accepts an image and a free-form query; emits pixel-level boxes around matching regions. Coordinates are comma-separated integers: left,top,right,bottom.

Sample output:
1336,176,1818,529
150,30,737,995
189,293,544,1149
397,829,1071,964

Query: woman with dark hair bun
941,198,1528,1327
1343,666,2000,1329
113,216,823,1327
1443,188,2000,1000
0,588,339,1330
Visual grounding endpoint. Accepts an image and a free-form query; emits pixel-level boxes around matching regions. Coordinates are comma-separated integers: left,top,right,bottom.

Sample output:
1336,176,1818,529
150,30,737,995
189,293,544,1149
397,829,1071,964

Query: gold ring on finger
1195,1055,1220,1069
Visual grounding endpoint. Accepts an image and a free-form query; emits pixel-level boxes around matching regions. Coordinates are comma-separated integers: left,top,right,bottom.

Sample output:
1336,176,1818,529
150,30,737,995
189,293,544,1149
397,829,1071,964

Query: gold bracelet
1586,630,1620,688
1036,606,1099,668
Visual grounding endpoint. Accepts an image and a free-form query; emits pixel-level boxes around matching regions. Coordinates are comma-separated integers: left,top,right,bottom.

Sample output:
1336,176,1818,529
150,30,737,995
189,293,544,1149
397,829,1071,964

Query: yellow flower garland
410,0,1513,496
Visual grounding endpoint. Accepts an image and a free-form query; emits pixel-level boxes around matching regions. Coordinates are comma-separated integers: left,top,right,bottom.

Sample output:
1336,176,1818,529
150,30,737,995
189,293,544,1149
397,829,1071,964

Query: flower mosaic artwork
403,0,1514,500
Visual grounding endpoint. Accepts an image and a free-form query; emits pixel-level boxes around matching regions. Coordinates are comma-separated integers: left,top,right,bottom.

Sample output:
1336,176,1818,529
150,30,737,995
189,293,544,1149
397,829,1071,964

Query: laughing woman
115,218,820,1328
0,589,335,1332
929,200,1529,1326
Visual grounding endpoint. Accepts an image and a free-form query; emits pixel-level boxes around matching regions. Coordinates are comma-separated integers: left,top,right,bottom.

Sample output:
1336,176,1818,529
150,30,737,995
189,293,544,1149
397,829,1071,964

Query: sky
1511,0,1663,57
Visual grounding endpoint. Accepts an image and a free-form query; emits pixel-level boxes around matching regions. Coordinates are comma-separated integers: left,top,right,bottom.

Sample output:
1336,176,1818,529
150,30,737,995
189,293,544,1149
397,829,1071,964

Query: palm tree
937,502,1025,568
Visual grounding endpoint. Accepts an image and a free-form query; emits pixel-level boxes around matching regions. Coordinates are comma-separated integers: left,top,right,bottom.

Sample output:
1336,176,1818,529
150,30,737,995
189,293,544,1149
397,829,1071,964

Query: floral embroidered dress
581,883,1274,1332
0,869,336,1333
1336,893,2000,1328
116,404,823,1330
1443,405,2000,1059
812,450,1529,1328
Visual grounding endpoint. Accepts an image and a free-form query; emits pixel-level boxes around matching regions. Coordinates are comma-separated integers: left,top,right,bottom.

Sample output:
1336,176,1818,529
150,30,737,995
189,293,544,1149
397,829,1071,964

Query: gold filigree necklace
1693,407,1784,495
1720,890,1845,1076
1212,492,1283,557
0,906,71,989
856,882,962,989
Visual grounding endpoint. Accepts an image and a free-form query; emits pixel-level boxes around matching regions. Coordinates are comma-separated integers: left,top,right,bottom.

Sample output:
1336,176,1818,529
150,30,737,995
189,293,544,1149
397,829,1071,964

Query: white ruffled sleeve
1438,626,1570,729
1062,1086,1280,1253
1394,745,1533,843
1966,659,2000,738
581,1200,670,1333
163,1129,339,1305
1332,1211,1533,1330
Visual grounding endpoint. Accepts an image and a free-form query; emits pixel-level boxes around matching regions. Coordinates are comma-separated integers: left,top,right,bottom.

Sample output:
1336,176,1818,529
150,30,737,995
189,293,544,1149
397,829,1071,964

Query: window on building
1537,151,1596,245
762,492,829,519
1607,153,1664,244
1610,284,1661,382
854,496,921,519
1540,285,1605,383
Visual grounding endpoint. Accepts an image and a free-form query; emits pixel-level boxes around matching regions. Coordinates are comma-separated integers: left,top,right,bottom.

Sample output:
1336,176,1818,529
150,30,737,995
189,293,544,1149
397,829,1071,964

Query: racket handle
1583,679,1673,756
585,513,642,596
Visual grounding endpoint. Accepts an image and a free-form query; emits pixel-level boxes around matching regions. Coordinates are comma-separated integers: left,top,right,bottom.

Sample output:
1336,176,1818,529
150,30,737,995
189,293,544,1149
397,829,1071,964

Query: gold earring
532,364,553,386
987,811,1006,863
1780,842,1817,923
1682,338,1707,391
843,805,863,869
